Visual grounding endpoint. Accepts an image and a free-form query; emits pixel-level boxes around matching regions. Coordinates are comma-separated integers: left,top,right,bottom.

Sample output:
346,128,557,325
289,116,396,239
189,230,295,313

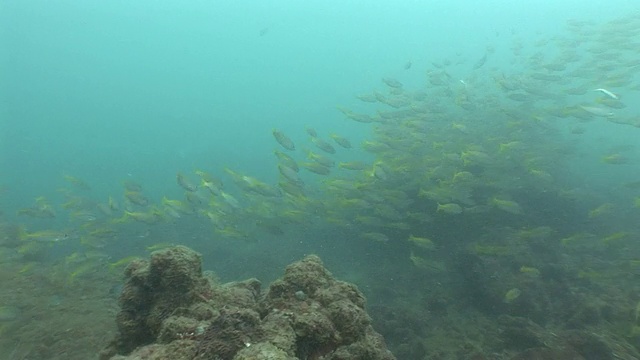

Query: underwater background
2,0,640,358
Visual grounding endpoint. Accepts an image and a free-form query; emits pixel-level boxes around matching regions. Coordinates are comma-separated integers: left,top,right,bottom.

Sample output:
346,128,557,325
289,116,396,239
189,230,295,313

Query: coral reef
100,246,395,360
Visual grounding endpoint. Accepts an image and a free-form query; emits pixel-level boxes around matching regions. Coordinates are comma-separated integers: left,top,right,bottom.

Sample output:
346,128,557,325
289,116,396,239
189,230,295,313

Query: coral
101,246,396,360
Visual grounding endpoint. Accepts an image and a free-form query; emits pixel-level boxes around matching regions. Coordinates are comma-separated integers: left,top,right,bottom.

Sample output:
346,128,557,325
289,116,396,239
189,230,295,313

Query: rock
234,342,297,360
101,248,396,360
101,246,211,358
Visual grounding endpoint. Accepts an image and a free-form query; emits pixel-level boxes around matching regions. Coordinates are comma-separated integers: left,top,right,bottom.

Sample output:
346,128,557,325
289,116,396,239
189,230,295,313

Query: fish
70,210,98,222
374,204,403,221
588,203,613,218
560,232,596,247
301,162,331,175
597,97,626,109
162,206,181,219
601,153,628,164
215,226,249,240
96,197,116,216
407,235,436,250
593,88,619,100
520,266,540,277
184,190,208,205
452,171,475,183
437,203,463,214
122,180,143,192
355,94,378,103
68,261,100,283
382,77,403,88
338,161,369,170
220,191,241,209
109,256,141,271
278,180,305,197
19,262,37,274
361,232,390,243
176,172,198,192
461,150,492,166
124,190,149,207
409,252,429,269
499,141,523,153
255,220,285,236
528,169,552,182
17,206,56,219
370,162,388,181
162,197,192,214
274,150,299,172
329,133,352,149
116,211,159,224
346,112,374,123
21,229,74,243
17,197,57,218
507,93,529,102
0,306,21,322
451,123,468,133
306,150,335,168
623,180,640,189
579,105,614,118
272,129,295,151
530,73,561,81
607,116,640,128
409,252,445,271
86,226,117,239
311,137,336,154
247,181,281,197
570,126,586,134
565,86,589,95
473,53,488,69
504,288,521,303
278,164,303,185
226,169,281,197
489,197,523,215
602,232,629,244
146,243,175,252
305,127,318,138
199,176,223,196
63,175,91,190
